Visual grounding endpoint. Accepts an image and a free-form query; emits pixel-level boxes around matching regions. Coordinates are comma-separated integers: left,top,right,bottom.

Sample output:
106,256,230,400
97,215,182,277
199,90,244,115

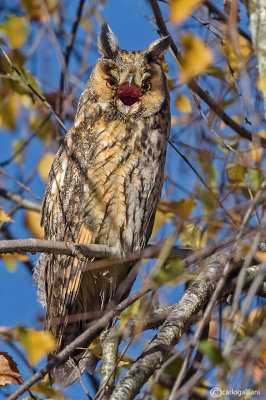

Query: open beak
117,83,140,109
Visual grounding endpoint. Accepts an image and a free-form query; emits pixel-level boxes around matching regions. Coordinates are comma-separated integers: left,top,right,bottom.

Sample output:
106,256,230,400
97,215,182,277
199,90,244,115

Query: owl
35,24,171,387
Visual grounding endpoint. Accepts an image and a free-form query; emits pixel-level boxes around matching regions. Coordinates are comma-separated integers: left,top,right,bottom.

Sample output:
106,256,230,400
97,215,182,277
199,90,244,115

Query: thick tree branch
149,0,266,146
0,238,193,261
0,238,116,258
7,287,152,400
99,333,119,400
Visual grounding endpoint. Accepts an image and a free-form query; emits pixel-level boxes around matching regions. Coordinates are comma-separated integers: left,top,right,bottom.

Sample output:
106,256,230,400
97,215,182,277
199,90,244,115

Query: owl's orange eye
142,82,152,91
106,78,116,88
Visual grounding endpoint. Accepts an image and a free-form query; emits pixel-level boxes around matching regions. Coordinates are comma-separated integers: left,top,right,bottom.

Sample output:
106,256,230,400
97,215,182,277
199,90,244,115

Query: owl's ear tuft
98,24,119,59
146,36,171,61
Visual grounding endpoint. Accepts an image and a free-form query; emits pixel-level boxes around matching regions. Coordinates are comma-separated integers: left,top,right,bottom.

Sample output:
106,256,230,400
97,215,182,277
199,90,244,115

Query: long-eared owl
35,24,171,387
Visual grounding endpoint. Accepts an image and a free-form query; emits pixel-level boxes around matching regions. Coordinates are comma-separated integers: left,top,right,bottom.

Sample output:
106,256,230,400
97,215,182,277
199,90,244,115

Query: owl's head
87,24,170,119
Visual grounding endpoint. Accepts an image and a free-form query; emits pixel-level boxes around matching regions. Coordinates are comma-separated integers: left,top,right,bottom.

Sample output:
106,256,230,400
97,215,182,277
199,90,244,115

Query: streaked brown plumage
35,24,170,387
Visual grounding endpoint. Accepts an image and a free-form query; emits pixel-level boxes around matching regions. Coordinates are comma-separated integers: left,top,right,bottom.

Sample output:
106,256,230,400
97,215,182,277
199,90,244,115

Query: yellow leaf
161,58,169,73
1,253,29,272
0,15,29,49
159,198,197,220
170,0,203,24
16,327,56,364
1,255,18,272
38,153,54,181
259,130,266,139
258,71,266,91
25,210,44,239
0,207,13,222
151,209,172,236
222,35,252,73
249,142,263,164
175,94,192,113
117,360,129,367
180,34,213,83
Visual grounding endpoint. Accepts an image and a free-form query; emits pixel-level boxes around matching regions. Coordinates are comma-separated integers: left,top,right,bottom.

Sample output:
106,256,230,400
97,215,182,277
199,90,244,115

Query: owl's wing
38,130,92,352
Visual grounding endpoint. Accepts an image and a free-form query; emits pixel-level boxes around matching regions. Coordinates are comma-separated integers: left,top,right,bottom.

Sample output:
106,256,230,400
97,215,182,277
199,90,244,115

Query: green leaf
164,356,184,377
226,163,247,182
30,115,54,142
198,340,224,364
11,67,43,98
206,66,225,80
217,140,238,154
153,259,186,286
0,92,19,129
249,168,264,192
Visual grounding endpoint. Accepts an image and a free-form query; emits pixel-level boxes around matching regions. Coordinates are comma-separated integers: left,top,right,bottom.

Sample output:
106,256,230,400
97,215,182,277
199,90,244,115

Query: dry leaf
0,352,23,386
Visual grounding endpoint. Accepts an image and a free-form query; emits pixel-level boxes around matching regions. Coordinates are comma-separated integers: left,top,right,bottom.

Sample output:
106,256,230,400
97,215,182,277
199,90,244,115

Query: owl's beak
127,75,134,86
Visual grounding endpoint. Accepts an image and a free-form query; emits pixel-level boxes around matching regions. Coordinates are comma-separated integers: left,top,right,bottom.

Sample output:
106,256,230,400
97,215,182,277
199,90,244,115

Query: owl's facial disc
117,83,141,115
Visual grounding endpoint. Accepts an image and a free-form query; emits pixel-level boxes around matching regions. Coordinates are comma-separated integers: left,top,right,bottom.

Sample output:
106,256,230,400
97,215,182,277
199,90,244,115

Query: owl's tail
53,350,98,387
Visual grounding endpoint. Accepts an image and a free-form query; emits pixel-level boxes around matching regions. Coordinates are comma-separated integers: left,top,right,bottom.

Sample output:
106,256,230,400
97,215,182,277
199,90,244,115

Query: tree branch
0,188,41,212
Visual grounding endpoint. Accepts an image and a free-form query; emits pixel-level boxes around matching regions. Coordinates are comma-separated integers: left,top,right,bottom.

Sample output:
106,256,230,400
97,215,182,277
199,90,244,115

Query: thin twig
57,0,85,115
